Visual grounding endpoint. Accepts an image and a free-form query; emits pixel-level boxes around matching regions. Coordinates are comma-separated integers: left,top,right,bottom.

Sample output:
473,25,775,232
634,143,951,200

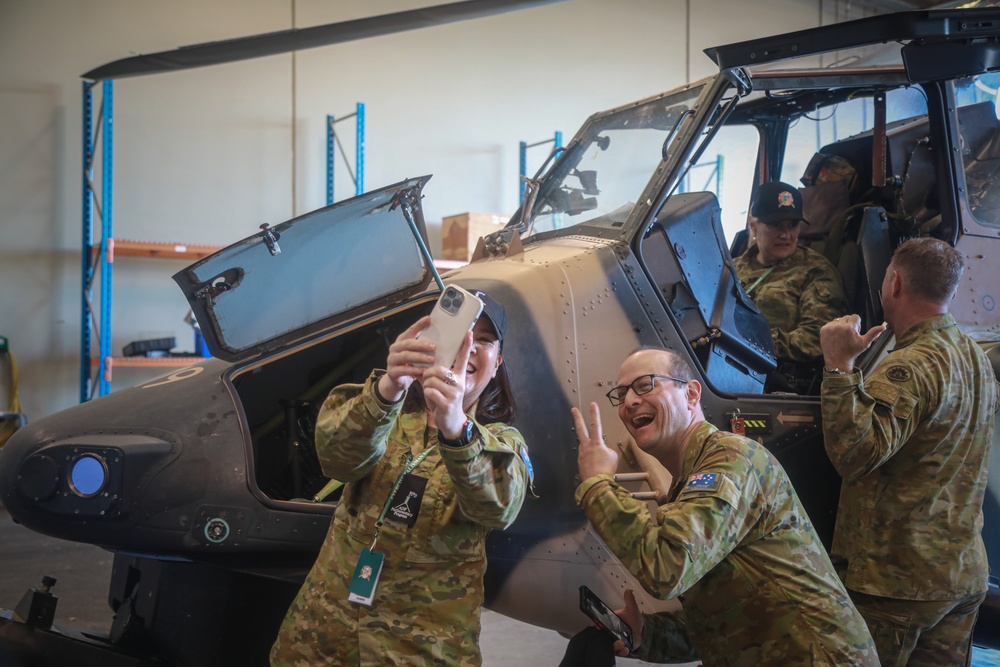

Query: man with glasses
568,347,877,666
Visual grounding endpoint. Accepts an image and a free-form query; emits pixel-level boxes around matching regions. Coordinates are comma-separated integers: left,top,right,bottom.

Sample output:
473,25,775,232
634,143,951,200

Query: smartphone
420,285,484,369
579,585,634,653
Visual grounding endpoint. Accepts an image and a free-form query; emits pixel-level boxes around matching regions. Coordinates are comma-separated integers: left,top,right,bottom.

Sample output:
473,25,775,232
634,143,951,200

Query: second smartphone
578,585,634,653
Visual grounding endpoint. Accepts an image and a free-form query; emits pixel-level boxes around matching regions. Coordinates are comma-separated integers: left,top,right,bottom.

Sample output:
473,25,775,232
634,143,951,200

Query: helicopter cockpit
513,24,1000,400
520,81,708,237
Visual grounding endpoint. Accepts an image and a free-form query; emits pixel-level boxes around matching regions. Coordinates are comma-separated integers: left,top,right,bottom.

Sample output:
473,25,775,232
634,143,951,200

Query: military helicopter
4,5,1000,666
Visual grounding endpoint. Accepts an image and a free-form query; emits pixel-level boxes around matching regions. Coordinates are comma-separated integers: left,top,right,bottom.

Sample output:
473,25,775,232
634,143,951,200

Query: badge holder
348,548,385,606
347,445,435,607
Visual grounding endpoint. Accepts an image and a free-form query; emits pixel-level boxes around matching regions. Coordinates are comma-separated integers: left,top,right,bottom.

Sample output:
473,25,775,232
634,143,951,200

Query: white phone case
421,285,484,369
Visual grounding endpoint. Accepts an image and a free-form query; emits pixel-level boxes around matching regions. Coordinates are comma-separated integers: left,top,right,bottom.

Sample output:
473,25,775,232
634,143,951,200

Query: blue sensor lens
69,455,107,497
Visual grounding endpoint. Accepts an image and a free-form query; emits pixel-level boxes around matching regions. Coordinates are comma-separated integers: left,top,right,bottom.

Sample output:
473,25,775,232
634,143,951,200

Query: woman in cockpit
270,290,532,667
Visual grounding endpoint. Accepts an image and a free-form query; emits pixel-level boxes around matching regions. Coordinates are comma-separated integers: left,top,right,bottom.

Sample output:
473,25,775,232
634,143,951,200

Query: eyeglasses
605,373,688,406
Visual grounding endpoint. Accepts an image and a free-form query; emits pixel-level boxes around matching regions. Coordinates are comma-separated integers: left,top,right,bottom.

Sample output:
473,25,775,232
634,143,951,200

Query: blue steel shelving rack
326,102,365,205
678,154,724,198
80,89,366,402
80,80,114,402
518,131,562,204
80,81,219,402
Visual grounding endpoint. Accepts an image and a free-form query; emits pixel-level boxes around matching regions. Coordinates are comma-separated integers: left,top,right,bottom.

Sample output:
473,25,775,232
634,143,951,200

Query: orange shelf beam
92,356,207,368
91,239,224,263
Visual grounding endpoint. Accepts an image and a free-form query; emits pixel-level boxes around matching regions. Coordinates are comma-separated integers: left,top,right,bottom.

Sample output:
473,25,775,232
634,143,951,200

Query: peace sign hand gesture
572,402,619,482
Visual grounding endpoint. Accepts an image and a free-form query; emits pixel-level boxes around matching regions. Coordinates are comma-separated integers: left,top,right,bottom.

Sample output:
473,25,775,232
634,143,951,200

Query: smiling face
462,317,502,410
749,218,802,265
615,350,701,462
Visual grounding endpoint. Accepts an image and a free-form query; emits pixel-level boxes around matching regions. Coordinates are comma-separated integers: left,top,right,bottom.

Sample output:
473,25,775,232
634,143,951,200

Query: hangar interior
3,1,997,666
0,0,941,421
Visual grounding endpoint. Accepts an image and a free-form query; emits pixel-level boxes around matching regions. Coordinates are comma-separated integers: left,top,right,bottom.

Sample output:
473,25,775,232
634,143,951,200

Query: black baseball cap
751,181,810,226
472,290,507,352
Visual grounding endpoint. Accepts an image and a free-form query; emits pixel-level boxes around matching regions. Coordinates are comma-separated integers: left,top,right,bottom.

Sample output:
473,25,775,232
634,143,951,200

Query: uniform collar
892,312,956,350
746,244,804,269
667,420,720,500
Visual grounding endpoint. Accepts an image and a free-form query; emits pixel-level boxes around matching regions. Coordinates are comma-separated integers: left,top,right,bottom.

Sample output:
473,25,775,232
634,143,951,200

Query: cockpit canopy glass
955,72,1000,231
747,40,905,76
524,83,706,236
173,176,434,362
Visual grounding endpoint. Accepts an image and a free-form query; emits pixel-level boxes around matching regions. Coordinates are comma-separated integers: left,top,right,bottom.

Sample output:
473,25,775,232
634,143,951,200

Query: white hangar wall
0,0,876,419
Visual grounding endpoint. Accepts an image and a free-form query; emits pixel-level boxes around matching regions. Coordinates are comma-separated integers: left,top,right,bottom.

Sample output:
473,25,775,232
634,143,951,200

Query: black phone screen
578,585,634,652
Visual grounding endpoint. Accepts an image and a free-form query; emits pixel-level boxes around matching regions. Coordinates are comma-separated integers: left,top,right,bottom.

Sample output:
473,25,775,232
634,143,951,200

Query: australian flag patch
686,473,718,489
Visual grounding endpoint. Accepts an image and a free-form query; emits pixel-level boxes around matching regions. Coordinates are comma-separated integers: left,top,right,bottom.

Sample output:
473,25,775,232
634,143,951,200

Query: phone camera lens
440,287,463,314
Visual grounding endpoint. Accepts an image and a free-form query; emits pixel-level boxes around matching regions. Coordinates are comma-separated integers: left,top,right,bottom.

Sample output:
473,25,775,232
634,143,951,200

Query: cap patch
751,181,809,226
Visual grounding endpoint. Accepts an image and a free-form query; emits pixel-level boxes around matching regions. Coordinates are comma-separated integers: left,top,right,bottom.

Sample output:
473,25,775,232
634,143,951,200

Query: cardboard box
441,212,510,262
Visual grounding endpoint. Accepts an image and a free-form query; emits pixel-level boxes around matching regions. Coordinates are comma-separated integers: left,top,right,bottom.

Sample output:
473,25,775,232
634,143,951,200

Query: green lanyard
370,445,436,551
745,264,777,297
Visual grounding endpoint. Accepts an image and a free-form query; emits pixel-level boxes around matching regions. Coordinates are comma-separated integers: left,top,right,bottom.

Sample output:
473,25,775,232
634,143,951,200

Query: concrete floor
4,506,996,666
0,506,660,666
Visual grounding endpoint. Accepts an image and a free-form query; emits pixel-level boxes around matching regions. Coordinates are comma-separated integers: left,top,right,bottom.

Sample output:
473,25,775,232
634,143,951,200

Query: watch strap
438,420,477,447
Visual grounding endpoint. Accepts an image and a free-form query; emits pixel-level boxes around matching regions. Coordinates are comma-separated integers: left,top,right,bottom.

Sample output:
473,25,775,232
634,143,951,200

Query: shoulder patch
686,473,717,490
519,447,534,484
677,471,742,509
885,365,911,382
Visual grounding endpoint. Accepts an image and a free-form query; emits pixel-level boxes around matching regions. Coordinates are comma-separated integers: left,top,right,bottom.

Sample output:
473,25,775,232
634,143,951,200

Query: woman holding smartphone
270,290,532,667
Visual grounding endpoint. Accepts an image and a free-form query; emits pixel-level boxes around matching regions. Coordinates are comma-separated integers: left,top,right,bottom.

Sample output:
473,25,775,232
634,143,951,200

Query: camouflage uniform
735,245,847,390
821,313,999,666
270,371,530,667
575,421,877,666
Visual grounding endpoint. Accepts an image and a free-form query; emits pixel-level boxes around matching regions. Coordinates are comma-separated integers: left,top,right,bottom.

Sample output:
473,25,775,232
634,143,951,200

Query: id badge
348,548,384,607
386,474,428,527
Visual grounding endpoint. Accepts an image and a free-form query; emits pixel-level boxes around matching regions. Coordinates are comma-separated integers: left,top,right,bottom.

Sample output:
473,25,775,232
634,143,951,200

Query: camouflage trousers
850,589,986,667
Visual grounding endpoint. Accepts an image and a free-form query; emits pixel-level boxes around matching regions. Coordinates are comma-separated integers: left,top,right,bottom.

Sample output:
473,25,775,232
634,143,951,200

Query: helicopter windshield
525,82,707,235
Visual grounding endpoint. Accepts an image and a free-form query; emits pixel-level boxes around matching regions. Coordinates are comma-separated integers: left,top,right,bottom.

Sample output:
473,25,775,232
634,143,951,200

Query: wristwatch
824,366,852,374
438,420,478,447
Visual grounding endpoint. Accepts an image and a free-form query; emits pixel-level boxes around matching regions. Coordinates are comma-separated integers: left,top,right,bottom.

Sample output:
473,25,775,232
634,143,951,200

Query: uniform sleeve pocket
868,380,917,420
891,391,917,420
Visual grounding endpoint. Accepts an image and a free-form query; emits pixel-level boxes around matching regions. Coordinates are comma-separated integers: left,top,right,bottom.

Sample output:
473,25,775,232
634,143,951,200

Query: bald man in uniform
569,347,877,666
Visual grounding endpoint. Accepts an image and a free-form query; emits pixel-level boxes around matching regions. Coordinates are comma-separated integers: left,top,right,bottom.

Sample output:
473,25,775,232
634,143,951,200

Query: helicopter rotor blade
83,0,566,81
